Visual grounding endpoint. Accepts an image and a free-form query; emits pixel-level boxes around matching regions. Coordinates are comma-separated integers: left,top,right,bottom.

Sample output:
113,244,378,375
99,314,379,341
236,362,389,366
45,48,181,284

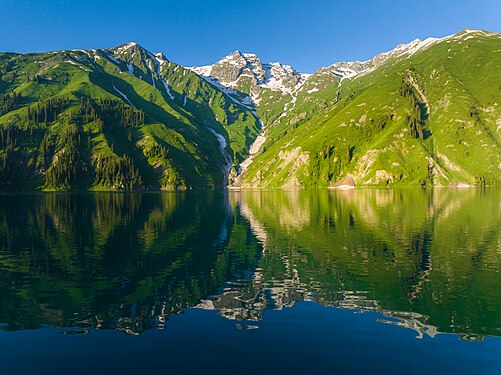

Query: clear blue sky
0,0,499,72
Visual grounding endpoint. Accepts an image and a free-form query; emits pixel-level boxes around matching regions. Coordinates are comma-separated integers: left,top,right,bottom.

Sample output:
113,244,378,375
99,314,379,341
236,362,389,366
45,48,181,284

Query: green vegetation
0,43,260,190
1,30,500,190
237,30,501,188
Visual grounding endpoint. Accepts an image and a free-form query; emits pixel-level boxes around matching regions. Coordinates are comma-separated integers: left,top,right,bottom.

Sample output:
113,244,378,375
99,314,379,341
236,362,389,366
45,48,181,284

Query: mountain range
0,29,500,190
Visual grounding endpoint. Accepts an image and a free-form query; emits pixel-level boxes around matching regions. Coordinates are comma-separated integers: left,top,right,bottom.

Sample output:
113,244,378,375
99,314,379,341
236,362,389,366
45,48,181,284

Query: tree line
0,93,149,190
27,96,70,125
93,154,143,190
308,142,353,185
0,91,22,117
77,97,145,131
44,124,85,189
400,76,427,140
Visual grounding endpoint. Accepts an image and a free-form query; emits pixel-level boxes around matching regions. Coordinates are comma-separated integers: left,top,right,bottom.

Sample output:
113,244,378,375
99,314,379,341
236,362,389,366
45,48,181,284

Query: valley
0,29,500,190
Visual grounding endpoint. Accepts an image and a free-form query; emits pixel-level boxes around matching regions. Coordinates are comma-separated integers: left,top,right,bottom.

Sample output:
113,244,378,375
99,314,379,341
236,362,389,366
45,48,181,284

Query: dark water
0,189,500,374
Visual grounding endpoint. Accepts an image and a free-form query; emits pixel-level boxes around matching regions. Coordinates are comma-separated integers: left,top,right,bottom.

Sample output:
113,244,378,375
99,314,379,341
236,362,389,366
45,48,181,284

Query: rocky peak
191,51,307,96
208,50,255,85
110,42,150,59
316,35,449,81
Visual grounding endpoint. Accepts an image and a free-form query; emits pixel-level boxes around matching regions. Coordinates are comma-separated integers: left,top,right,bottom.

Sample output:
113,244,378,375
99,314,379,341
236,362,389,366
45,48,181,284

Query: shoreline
0,184,496,194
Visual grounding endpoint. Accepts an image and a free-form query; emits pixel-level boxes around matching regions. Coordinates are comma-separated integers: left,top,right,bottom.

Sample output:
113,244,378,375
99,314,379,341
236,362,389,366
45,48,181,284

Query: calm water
0,189,500,374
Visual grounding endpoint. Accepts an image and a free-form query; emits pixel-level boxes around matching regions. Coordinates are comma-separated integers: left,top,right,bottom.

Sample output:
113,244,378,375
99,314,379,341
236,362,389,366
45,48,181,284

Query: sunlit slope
237,30,501,187
0,43,259,190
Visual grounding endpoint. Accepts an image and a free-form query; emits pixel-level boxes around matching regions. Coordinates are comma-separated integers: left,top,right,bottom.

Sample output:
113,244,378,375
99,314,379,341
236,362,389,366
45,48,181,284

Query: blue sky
0,0,499,72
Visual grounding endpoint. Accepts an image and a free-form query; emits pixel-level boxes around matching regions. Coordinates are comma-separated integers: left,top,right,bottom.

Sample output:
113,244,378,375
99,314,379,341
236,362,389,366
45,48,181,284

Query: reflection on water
0,189,500,340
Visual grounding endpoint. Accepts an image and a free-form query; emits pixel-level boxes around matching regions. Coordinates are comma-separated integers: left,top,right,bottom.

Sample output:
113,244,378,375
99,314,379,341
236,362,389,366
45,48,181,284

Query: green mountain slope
235,29,501,188
0,43,260,190
1,29,500,190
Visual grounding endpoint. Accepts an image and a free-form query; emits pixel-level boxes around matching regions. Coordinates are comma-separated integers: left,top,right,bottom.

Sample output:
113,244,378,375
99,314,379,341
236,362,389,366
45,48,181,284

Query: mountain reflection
0,189,499,339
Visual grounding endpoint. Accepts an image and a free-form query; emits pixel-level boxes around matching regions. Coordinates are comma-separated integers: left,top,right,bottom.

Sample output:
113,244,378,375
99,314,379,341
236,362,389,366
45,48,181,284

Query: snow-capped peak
190,51,308,95
322,29,499,82
453,29,499,38
321,34,451,81
113,42,139,54
154,52,169,64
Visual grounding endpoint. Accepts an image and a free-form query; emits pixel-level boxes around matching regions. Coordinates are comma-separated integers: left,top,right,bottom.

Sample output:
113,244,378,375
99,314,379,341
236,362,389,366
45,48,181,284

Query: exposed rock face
367,170,394,185
331,174,356,189
319,37,448,81
191,51,308,94
209,51,252,84
327,61,372,79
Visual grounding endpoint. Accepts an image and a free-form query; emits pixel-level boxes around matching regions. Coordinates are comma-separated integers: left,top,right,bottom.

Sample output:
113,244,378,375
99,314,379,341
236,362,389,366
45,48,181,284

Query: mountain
0,42,260,190
232,29,501,188
0,29,500,190
191,50,308,102
324,36,447,80
190,51,312,133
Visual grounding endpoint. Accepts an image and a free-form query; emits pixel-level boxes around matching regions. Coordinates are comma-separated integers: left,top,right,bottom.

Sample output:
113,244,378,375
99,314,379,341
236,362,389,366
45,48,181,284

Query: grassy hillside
1,30,500,190
0,43,260,190
236,30,501,188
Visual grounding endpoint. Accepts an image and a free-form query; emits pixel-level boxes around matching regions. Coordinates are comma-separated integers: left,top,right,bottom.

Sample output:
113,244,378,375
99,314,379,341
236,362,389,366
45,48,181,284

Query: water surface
0,189,500,374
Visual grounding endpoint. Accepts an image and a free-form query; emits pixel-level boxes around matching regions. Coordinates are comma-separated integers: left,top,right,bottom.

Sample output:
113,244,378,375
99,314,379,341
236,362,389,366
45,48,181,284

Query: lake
0,189,500,374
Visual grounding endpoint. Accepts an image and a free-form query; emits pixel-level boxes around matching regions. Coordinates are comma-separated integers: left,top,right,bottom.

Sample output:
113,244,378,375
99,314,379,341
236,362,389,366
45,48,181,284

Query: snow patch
146,60,156,88
64,60,89,71
324,34,454,81
107,54,122,65
126,63,134,75
239,132,266,174
154,56,174,100
112,83,135,108
208,128,233,185
114,42,138,54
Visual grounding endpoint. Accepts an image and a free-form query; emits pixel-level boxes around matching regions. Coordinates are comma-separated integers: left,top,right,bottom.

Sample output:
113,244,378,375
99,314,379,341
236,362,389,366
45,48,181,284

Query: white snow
190,65,212,76
239,133,266,173
154,52,168,65
126,63,134,75
114,42,138,54
189,51,315,131
152,58,174,100
64,60,87,71
190,52,309,101
208,128,233,184
196,74,254,109
238,110,266,174
107,54,122,65
76,50,103,71
324,34,454,81
163,82,175,100
112,83,135,108
151,71,156,87
451,29,495,40
144,60,156,88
